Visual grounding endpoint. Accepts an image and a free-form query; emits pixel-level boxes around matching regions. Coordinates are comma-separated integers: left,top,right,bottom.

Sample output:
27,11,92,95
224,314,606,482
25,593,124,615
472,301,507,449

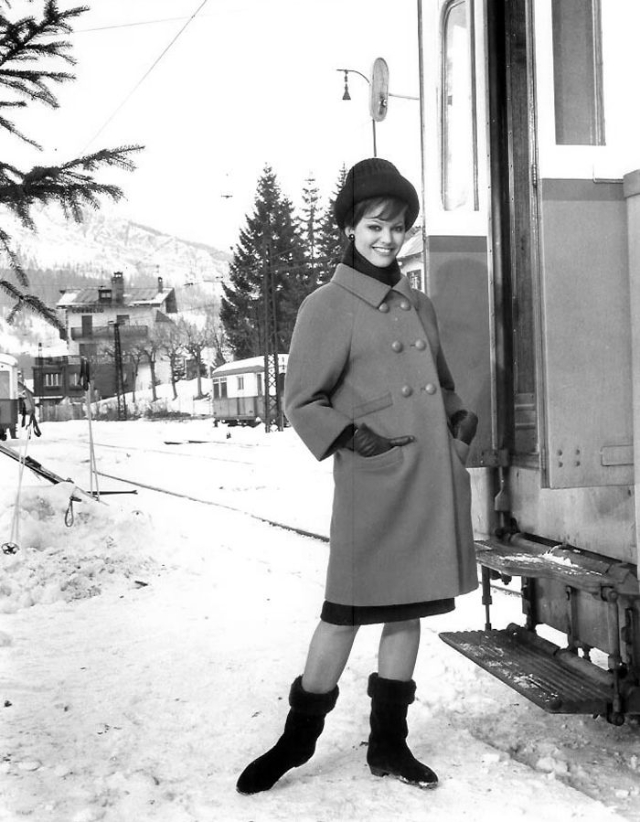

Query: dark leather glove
450,410,478,446
347,422,415,457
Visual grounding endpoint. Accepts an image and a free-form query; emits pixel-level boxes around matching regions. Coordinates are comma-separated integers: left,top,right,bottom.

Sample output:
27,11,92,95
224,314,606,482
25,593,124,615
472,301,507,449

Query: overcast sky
11,0,423,252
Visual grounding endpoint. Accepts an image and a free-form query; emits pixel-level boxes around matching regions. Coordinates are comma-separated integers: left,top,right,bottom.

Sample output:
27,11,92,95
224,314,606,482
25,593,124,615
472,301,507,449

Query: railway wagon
417,0,640,722
211,355,288,426
0,353,19,440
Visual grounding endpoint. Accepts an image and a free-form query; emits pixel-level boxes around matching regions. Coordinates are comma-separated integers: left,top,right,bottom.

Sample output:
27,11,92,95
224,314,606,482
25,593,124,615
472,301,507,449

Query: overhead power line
76,16,210,35
81,0,210,152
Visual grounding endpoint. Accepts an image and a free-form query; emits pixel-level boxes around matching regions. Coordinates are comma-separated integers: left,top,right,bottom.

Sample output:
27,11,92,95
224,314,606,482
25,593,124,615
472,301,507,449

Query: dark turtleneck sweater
341,239,402,287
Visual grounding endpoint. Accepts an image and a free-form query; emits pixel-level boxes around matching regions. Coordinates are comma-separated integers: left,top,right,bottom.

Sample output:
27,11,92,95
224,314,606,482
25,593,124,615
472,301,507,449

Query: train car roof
0,353,18,367
212,354,288,377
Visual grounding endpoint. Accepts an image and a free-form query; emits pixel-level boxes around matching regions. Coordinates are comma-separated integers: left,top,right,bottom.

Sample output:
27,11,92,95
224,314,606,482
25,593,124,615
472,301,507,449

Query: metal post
113,321,127,421
262,242,272,432
261,225,284,433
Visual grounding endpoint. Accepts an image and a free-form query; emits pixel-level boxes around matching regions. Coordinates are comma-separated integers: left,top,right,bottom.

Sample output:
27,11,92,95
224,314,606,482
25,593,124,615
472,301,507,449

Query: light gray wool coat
284,264,478,608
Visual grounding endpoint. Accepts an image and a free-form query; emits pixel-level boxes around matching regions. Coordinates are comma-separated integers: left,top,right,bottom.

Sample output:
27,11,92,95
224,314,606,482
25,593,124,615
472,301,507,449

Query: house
398,230,425,291
53,272,178,399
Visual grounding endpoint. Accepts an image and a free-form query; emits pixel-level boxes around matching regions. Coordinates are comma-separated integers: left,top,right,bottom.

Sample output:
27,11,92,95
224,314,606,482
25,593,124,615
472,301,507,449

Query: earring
348,233,355,241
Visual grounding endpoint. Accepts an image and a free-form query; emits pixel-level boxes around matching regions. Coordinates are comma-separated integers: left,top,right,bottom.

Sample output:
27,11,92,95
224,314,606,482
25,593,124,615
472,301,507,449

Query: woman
236,158,478,795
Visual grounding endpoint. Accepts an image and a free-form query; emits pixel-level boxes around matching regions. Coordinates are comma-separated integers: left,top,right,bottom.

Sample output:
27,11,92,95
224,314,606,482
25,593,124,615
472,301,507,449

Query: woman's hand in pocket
347,423,414,457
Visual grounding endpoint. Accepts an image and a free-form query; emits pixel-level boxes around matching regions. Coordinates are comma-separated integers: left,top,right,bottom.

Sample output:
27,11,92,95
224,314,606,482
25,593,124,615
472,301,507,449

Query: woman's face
347,205,407,268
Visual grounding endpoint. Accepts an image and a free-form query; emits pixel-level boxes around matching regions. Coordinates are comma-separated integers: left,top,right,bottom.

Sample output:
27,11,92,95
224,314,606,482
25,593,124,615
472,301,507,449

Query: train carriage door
418,0,492,471
532,0,635,490
486,0,542,466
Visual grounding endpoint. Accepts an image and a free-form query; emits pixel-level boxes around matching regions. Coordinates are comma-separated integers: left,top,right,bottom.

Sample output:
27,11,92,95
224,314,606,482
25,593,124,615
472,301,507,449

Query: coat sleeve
284,286,354,461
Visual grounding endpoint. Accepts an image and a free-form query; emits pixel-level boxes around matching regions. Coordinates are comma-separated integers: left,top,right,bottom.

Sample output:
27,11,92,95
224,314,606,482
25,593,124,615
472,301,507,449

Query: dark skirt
321,597,455,626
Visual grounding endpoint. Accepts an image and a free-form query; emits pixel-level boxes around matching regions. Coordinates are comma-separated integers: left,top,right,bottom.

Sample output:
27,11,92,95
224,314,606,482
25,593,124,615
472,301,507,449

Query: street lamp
337,58,419,156
337,62,387,156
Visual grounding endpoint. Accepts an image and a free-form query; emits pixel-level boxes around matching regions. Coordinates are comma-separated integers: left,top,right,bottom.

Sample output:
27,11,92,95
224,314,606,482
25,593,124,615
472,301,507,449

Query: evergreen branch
0,68,73,108
0,2,87,129
0,3,87,67
0,145,144,225
0,226,27,285
1,285,66,337
0,110,41,146
0,276,23,301
59,145,143,174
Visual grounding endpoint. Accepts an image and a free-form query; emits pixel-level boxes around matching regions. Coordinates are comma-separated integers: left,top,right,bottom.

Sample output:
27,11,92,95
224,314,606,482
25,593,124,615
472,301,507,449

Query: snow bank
0,483,159,614
1,420,639,822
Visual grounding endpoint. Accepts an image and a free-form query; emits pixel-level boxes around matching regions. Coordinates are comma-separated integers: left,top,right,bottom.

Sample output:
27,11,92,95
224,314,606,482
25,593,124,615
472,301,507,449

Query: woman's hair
346,196,408,230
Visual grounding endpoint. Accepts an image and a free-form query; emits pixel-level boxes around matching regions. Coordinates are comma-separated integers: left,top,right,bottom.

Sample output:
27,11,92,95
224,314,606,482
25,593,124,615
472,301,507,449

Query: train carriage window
237,376,244,391
213,379,227,399
552,0,604,145
441,0,478,211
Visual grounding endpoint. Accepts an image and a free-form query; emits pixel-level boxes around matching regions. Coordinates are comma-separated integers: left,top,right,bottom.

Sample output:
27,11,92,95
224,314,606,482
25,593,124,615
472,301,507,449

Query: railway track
95,468,330,545
84,440,255,465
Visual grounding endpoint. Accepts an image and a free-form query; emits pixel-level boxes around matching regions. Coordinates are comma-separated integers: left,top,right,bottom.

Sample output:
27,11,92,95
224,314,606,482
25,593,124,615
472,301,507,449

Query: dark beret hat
333,158,420,230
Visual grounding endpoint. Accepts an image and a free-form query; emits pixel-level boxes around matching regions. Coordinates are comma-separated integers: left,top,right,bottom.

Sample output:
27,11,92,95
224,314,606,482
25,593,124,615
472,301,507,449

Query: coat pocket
352,392,393,419
351,445,404,471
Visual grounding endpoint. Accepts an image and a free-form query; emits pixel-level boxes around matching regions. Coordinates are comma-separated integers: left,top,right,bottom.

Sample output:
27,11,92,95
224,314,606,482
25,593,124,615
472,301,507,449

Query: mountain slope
3,205,230,288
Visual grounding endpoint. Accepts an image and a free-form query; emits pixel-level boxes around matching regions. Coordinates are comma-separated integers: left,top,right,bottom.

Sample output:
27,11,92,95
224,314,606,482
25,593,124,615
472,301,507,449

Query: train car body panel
212,355,288,426
624,170,640,576
0,353,19,435
539,179,632,489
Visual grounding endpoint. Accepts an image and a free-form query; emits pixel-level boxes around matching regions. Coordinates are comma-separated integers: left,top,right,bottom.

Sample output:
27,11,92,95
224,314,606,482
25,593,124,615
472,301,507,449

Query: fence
37,395,213,423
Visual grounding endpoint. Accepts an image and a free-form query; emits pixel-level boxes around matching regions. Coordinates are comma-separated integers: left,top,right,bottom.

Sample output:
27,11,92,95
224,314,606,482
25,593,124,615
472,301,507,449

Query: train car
0,353,19,440
416,0,640,723
211,354,288,426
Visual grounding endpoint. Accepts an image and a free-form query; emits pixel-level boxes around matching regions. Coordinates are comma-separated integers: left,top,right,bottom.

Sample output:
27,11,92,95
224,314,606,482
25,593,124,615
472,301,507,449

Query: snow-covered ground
1,417,639,822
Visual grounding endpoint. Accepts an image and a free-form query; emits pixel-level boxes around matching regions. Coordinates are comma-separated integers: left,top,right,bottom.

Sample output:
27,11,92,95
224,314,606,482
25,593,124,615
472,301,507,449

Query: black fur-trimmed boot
236,676,339,795
366,672,438,789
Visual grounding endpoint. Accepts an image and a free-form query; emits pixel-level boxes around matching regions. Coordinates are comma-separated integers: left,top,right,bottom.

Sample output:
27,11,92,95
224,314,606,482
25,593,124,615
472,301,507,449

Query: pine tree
299,173,323,289
0,1,142,335
221,165,308,359
316,164,349,282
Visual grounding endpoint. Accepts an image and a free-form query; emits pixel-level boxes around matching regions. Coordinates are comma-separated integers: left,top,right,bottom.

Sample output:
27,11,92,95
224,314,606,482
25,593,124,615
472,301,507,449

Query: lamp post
337,66,383,156
337,58,419,156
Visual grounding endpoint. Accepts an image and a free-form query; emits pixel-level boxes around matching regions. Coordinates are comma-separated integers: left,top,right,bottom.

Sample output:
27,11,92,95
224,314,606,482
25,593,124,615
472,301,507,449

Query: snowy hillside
4,206,230,287
0,418,639,822
1,206,230,357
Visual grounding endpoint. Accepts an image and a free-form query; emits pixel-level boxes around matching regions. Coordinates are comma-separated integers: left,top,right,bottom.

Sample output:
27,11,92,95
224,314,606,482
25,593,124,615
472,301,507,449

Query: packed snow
1,417,639,822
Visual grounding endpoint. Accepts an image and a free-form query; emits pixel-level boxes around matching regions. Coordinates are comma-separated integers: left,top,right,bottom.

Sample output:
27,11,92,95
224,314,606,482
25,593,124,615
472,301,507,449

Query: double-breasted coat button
415,339,426,350
399,299,411,310
401,385,413,397
391,340,403,353
378,302,390,313
425,383,437,395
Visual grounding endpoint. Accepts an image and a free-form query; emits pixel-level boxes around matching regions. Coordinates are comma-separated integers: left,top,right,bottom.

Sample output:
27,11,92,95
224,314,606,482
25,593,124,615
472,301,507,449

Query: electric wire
81,0,210,153
74,16,210,35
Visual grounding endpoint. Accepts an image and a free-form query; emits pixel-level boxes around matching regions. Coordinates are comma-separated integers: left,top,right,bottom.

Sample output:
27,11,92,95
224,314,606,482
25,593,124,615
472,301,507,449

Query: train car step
440,623,613,714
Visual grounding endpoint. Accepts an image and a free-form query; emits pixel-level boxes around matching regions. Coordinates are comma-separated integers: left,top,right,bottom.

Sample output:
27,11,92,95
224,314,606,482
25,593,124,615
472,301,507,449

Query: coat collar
331,264,417,308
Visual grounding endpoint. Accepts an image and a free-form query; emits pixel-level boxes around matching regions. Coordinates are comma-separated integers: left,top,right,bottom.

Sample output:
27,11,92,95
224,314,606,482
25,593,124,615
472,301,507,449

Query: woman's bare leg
377,619,421,681
302,620,360,693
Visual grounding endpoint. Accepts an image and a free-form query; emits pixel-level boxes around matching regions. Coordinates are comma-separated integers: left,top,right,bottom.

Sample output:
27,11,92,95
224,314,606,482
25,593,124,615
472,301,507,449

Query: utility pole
262,229,283,432
112,321,127,421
